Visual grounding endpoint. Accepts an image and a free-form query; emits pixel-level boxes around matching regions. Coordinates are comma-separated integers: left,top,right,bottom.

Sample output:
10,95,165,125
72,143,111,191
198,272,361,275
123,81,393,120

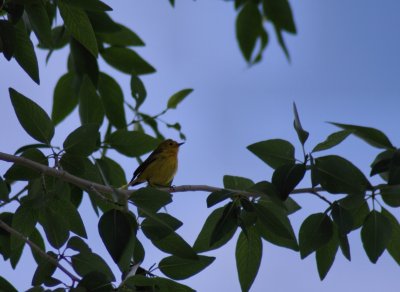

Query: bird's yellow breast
138,153,178,186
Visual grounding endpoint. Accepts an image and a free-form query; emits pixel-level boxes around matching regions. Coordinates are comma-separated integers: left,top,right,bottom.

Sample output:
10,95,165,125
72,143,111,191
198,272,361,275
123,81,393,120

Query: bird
123,139,184,188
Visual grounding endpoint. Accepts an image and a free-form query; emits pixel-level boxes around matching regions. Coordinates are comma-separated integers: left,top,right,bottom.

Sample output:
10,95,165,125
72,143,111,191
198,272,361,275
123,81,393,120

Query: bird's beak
178,142,185,147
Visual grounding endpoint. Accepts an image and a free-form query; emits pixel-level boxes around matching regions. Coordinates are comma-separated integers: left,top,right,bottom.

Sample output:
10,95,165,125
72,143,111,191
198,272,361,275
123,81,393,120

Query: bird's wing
129,148,161,183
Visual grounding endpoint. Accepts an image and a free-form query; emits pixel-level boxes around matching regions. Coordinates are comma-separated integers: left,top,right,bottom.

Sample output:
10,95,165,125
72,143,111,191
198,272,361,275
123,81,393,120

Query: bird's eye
169,142,173,146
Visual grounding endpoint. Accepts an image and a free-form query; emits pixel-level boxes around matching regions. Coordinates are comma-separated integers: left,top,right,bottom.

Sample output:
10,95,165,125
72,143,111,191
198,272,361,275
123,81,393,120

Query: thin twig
0,219,80,283
310,191,332,205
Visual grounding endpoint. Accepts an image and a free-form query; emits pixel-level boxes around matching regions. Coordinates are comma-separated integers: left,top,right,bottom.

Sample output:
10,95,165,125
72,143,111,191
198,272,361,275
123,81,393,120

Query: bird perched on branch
122,139,184,188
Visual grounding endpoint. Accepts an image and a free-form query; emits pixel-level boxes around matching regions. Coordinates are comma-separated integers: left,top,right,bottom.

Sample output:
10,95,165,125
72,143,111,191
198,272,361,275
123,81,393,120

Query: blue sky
1,0,400,291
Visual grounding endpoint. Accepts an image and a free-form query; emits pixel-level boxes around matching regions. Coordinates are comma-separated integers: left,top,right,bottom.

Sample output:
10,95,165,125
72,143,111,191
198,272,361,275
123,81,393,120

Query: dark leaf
0,20,15,60
9,88,54,144
193,207,238,253
77,272,113,291
0,177,10,201
331,203,353,234
60,153,86,176
275,26,290,61
312,130,352,153
70,38,99,85
262,0,296,33
381,186,400,207
130,187,172,213
32,251,57,286
299,213,333,259
72,252,115,281
98,210,136,271
67,236,91,253
25,0,53,47
0,276,18,292
223,175,254,190
382,208,400,265
61,0,112,11
210,202,239,246
13,20,39,84
5,149,47,181
98,23,144,47
11,204,38,249
39,207,70,249
95,157,126,187
63,124,100,156
28,228,46,265
167,88,193,109
206,190,233,208
141,213,183,241
292,102,309,145
236,1,262,62
272,163,306,200
79,76,104,126
101,47,156,75
338,233,351,261
159,255,215,280
98,72,126,129
361,210,392,263
107,130,158,157
52,73,80,125
316,225,339,280
236,227,262,292
247,139,295,169
86,10,120,33
151,232,198,259
315,155,371,194
58,0,98,57
130,74,147,109
123,275,194,292
330,122,394,149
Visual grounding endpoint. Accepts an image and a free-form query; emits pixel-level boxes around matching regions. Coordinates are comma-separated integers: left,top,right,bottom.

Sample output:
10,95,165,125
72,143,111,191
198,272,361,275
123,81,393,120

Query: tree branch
0,219,80,283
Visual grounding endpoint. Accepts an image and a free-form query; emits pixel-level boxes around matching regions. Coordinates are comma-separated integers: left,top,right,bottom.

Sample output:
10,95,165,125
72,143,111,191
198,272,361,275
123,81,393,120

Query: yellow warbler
124,139,184,188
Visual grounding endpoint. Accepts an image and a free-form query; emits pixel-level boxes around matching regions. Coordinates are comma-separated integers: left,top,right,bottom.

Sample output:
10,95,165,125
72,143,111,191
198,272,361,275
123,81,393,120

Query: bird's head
158,139,184,153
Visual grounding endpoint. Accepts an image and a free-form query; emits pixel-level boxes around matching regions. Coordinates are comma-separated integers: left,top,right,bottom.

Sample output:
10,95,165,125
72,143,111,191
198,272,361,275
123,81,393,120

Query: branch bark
0,219,80,283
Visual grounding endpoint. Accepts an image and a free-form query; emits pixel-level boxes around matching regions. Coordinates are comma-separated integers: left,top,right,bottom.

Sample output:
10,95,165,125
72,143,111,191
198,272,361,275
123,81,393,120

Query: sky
1,0,400,291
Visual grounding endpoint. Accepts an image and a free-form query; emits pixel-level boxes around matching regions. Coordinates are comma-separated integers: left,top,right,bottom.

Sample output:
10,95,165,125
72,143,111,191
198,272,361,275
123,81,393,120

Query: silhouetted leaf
130,74,147,109
63,124,100,156
5,148,47,181
52,73,79,125
141,213,182,241
330,122,394,149
316,225,339,280
299,213,333,259
167,89,193,109
272,163,306,200
32,251,57,286
9,88,54,144
152,232,198,259
107,130,158,157
61,0,112,11
25,0,52,47
70,38,99,85
312,130,352,152
247,139,295,169
236,227,262,292
382,208,400,265
361,210,392,263
72,252,115,281
98,23,144,46
223,175,254,190
159,255,215,280
262,0,296,33
210,202,239,246
0,276,17,292
293,103,309,145
331,203,353,234
130,187,172,213
78,76,104,126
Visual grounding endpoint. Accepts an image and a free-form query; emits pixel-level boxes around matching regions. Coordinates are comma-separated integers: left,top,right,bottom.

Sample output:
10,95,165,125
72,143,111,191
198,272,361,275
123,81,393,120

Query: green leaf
98,210,136,271
28,228,46,265
254,203,298,247
331,203,353,234
342,199,369,231
77,272,113,291
101,47,156,75
223,175,254,190
4,148,48,181
70,38,99,85
262,0,296,33
206,190,233,208
210,202,239,246
63,124,100,156
381,186,400,207
39,206,70,249
338,233,351,261
130,74,147,109
9,88,54,144
13,20,39,84
87,11,120,33
95,157,126,187
193,207,238,253
0,177,10,201
382,208,400,265
98,23,144,46
159,255,215,280
236,1,262,62
67,236,91,253
299,213,333,259
0,20,15,60
107,130,158,157
330,122,394,149
52,73,80,125
0,276,18,292
11,204,38,249
32,251,57,286
130,187,172,213
61,0,112,11
292,103,309,145
361,210,392,263
315,155,371,194
316,225,339,280
98,72,126,129
78,76,104,125
152,231,198,259
247,139,295,169
141,213,183,241
167,88,193,109
123,275,194,292
25,0,53,47
72,252,115,281
58,0,98,57
312,130,352,152
275,26,290,61
236,227,262,292
60,153,86,176
272,163,306,200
